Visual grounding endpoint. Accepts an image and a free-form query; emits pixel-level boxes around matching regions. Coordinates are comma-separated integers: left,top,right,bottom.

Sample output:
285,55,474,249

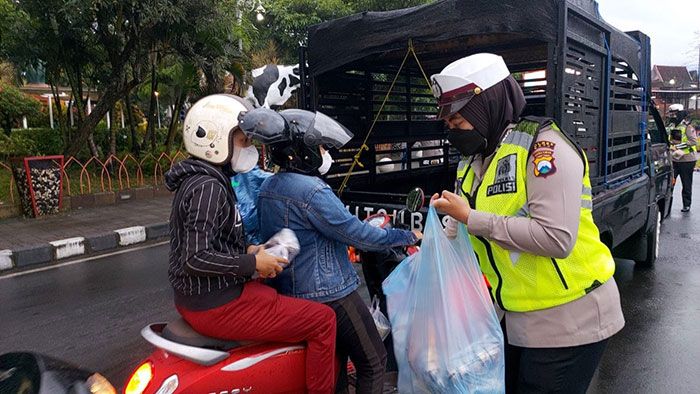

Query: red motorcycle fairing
129,339,307,393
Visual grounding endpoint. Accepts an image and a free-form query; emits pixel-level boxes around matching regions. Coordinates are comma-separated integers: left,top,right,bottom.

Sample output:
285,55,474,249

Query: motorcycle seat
162,318,246,351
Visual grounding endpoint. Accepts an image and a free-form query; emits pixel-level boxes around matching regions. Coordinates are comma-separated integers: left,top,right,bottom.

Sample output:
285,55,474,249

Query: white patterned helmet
182,94,253,165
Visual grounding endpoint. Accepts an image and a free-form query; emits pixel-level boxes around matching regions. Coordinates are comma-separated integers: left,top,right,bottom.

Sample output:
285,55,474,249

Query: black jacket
165,158,256,311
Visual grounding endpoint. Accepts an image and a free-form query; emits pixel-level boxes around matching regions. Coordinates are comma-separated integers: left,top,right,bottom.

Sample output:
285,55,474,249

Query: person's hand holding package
254,248,286,278
431,191,471,238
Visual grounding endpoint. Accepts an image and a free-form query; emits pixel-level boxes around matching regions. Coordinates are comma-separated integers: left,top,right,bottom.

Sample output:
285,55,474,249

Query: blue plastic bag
383,206,504,393
231,166,272,245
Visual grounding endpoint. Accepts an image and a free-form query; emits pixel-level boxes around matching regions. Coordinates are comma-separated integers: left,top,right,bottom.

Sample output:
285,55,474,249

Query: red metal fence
0,151,187,207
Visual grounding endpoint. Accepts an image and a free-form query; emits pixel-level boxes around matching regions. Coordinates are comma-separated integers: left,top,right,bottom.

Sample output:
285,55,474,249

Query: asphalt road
1,183,699,392
0,242,178,389
588,182,700,393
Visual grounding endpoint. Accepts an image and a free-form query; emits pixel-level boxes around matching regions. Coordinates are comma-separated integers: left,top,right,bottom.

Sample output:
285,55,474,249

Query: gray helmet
238,108,353,148
238,108,353,174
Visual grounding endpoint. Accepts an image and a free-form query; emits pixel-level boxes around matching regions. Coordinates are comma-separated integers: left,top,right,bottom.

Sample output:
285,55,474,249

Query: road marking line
0,241,168,280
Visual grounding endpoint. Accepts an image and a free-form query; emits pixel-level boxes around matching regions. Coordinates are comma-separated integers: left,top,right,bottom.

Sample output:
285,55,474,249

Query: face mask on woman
230,145,259,173
318,150,334,175
447,128,488,157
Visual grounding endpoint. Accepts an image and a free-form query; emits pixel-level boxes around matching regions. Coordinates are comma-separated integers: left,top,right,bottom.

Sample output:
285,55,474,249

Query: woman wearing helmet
164,94,337,394
429,54,625,393
239,108,421,393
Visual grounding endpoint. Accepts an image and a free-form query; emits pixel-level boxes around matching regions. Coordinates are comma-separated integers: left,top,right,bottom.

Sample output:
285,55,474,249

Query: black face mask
447,129,488,157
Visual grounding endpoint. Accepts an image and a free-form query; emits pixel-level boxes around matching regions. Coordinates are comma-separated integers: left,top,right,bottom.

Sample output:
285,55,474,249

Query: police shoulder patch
532,140,557,178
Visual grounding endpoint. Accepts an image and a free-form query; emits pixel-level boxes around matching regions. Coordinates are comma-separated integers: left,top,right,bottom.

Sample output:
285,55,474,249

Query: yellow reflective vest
670,123,695,155
457,118,615,312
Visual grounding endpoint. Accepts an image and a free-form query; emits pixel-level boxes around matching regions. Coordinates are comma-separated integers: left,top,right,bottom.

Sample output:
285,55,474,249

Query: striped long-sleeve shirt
165,158,256,311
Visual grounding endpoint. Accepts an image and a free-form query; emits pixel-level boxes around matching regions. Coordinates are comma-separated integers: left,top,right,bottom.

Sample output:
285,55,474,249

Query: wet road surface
0,242,177,389
1,183,699,392
588,182,700,393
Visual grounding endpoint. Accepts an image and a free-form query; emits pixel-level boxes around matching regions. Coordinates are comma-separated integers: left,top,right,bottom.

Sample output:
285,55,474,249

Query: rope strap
338,39,432,195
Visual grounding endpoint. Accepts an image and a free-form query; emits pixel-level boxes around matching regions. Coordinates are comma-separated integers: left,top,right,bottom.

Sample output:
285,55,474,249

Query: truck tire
637,206,661,268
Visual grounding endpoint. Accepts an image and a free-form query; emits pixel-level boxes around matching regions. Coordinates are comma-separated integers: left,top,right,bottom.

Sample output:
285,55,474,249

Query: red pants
177,281,337,394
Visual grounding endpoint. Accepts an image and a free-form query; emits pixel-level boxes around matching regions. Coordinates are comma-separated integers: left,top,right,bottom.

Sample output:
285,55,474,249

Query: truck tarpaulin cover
307,0,643,78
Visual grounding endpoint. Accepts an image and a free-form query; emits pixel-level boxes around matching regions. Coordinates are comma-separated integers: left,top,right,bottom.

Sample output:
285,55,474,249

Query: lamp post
237,0,265,51
154,91,161,129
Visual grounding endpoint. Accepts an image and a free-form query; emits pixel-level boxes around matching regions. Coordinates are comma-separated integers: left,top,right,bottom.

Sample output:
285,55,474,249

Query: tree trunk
109,107,117,157
87,133,100,158
201,63,223,96
65,78,139,158
141,59,159,151
166,93,185,153
66,68,85,124
124,92,140,157
49,80,65,131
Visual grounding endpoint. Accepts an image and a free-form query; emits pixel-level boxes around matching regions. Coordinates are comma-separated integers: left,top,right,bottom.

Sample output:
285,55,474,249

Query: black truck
298,0,673,267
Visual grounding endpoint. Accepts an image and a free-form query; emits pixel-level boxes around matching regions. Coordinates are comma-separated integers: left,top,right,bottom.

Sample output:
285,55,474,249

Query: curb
0,222,169,272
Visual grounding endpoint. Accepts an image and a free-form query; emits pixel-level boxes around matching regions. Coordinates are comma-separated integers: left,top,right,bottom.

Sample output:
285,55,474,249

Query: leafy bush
0,132,38,158
0,83,42,133
16,128,63,155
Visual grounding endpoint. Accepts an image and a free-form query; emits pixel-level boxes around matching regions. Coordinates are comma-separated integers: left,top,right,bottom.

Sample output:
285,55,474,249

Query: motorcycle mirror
406,188,425,213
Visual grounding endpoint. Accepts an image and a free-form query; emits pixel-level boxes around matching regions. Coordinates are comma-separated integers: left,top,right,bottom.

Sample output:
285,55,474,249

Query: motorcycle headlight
86,373,117,394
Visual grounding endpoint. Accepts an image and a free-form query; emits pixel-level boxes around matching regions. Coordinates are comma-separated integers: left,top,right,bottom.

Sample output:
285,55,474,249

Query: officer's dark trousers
503,321,608,394
673,161,695,208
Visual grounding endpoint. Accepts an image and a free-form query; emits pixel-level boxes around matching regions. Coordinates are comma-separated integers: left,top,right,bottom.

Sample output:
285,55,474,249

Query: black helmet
238,108,353,174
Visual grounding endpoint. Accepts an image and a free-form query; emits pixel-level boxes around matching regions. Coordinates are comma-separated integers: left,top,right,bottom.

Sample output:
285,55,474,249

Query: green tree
254,0,353,62
4,0,243,157
159,60,201,152
252,0,434,63
0,83,41,134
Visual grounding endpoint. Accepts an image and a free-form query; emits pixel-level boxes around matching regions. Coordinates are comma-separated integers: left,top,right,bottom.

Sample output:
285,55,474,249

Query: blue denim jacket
258,172,417,303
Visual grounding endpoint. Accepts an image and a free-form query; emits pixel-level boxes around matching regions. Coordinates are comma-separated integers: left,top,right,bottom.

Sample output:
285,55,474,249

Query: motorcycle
0,352,117,394
122,189,425,394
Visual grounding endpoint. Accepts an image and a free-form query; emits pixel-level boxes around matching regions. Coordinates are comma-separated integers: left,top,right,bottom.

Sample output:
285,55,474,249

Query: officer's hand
254,249,286,279
247,244,262,254
671,149,685,161
431,191,471,224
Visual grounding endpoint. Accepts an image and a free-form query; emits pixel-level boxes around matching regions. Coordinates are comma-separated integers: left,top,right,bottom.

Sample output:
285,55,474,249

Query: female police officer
430,53,625,393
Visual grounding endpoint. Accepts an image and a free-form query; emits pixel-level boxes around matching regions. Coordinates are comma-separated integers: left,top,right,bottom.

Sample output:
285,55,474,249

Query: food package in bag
383,206,504,393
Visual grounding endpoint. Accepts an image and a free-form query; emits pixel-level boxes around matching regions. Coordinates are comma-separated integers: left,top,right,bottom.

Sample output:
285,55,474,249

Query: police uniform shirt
463,124,625,348
670,120,698,163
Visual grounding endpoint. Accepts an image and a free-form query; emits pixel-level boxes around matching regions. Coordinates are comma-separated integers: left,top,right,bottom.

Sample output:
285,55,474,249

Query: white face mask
318,151,334,175
230,145,259,173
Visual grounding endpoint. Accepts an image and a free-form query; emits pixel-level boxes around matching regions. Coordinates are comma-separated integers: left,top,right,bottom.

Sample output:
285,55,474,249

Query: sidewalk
0,195,173,271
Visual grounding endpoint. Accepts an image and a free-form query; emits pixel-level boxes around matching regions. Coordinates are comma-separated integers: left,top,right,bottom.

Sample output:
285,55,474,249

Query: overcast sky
596,0,700,70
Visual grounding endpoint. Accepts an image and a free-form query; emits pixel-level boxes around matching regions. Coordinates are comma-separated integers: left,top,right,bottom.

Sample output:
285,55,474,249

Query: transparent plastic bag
383,206,504,393
251,228,299,280
369,295,391,341
263,228,300,263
